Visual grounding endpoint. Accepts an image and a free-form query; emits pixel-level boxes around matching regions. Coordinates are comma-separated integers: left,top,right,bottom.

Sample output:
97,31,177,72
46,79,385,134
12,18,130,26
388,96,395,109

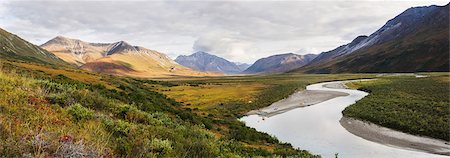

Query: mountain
234,62,251,71
0,28,67,66
243,53,317,74
175,51,242,74
294,4,449,73
308,35,368,65
41,36,110,66
42,37,219,77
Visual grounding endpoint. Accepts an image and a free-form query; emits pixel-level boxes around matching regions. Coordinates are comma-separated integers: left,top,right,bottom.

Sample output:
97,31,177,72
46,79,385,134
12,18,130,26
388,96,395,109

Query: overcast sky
0,0,447,64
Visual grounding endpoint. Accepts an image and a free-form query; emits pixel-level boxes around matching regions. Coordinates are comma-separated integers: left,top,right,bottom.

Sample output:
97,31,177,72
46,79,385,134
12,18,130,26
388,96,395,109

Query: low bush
67,103,94,122
344,76,449,140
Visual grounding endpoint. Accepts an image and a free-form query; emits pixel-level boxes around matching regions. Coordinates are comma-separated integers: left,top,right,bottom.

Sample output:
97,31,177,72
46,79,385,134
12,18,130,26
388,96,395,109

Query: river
240,80,448,158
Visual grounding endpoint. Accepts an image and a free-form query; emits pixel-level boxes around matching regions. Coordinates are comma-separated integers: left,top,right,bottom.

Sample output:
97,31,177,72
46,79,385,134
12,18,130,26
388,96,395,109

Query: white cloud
193,30,259,62
0,0,447,63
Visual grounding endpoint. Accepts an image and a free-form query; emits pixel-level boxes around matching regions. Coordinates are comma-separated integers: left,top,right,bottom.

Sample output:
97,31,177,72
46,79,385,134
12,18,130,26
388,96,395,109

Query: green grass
343,75,450,141
0,28,68,66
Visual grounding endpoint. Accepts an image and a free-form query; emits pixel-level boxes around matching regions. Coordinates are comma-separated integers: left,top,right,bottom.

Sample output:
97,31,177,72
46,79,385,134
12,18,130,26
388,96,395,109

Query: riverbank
246,81,362,117
340,117,450,156
342,75,449,155
246,88,348,117
244,78,449,157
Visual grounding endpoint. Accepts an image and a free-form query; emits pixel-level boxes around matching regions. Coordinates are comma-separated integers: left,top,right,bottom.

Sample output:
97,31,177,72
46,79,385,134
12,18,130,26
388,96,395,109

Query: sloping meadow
0,61,318,157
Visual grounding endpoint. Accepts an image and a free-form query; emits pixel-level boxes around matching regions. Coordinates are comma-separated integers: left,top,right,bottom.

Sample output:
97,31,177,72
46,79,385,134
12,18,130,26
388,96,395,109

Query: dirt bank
340,116,450,156
247,82,349,117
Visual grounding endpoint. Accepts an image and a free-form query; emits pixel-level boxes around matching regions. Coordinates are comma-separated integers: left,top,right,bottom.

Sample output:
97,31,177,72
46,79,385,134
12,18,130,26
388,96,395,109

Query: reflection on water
240,81,446,158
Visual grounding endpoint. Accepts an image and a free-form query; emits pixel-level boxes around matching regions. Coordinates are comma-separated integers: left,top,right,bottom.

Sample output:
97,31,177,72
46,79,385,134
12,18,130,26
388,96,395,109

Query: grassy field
0,60,328,157
8,57,446,157
153,73,375,152
344,74,450,141
155,82,266,110
155,74,374,117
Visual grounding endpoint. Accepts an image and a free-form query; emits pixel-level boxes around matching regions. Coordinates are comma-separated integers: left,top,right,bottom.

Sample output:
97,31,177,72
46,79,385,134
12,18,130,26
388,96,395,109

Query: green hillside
292,4,449,73
300,27,449,73
0,28,68,66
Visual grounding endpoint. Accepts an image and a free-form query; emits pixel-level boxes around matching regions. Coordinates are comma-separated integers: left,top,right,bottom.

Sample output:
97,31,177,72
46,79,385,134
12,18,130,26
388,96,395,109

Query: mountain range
292,3,449,73
234,62,251,71
175,51,245,74
41,37,219,77
244,53,317,74
0,3,447,77
176,52,317,74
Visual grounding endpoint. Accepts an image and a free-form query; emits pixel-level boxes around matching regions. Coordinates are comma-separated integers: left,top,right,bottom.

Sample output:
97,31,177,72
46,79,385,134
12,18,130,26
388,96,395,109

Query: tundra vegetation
2,58,447,157
0,60,332,157
344,74,450,141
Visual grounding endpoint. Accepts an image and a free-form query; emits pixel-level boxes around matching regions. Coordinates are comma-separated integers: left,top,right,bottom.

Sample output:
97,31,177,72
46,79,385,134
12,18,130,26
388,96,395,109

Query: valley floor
0,60,324,157
1,58,448,157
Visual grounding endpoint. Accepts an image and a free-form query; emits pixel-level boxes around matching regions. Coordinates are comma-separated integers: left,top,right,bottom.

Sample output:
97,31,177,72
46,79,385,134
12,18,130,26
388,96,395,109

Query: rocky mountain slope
175,51,243,74
243,53,317,74
234,62,251,71
42,37,219,77
294,3,449,73
41,36,109,66
0,28,67,66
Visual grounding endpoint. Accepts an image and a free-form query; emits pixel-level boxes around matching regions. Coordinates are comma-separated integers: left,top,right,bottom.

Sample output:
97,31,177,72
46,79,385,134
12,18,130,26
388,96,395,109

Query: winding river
240,80,448,158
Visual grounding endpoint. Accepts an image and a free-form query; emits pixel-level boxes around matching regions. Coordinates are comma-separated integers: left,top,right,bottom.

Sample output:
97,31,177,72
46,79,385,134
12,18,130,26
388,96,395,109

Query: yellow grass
159,83,267,110
243,143,275,152
435,75,450,82
11,62,116,89
82,52,222,78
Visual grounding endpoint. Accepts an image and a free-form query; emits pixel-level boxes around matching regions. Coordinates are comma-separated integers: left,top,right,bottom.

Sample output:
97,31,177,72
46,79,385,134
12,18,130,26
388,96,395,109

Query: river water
240,80,447,158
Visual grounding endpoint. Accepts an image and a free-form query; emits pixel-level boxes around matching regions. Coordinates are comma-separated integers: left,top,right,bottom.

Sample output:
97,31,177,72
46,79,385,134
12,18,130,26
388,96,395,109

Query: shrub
343,77,450,140
67,104,94,121
103,119,131,137
148,138,173,156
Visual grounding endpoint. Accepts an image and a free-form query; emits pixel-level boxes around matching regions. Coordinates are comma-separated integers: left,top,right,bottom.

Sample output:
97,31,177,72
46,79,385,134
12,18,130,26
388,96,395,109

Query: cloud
193,30,258,62
0,0,447,63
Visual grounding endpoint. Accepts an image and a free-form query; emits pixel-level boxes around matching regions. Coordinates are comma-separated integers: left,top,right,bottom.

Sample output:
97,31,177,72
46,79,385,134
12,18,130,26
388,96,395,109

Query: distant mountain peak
352,35,368,42
43,36,79,45
41,36,216,77
54,35,68,40
112,41,132,47
243,53,317,74
294,3,449,73
106,40,137,55
175,51,242,74
193,51,207,54
348,35,368,48
234,62,251,71
192,51,213,57
233,61,248,65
